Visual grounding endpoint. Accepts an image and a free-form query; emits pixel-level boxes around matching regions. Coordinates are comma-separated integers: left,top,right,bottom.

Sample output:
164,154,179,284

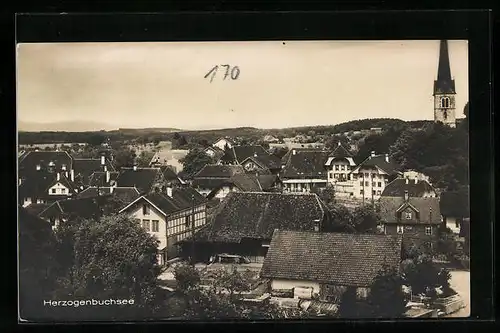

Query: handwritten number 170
204,65,240,83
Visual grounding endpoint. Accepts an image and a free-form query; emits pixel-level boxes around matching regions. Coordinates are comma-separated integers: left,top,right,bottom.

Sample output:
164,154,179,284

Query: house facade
348,152,401,201
379,191,442,251
119,187,207,265
381,178,437,198
261,230,403,302
324,142,357,198
213,137,234,151
192,164,246,196
281,149,329,193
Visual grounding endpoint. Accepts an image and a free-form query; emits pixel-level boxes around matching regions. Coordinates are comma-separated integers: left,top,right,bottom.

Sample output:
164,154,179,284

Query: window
372,190,376,195
360,181,363,187
152,220,159,232
340,165,345,171
335,165,339,171
376,190,381,195
443,110,448,120
61,188,66,194
425,226,432,235
185,216,190,227
329,172,333,178
360,190,364,195
51,189,56,194
397,225,404,234
352,174,357,180
143,204,150,215
378,182,382,187
142,219,150,231
373,174,377,179
372,182,376,187
364,173,369,178
365,181,369,187
440,97,450,108
405,212,412,219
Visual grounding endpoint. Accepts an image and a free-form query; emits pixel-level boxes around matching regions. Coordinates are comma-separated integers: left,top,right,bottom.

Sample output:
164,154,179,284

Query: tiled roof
39,196,111,220
194,164,245,178
328,143,353,159
229,173,262,192
227,145,280,169
200,192,327,243
440,189,470,218
281,150,329,179
73,158,114,184
18,172,57,199
18,206,52,236
353,154,399,175
192,178,229,190
132,187,206,215
160,166,183,184
381,178,436,197
76,186,141,203
261,230,403,287
240,154,282,170
281,148,324,164
88,171,120,187
115,167,161,193
23,203,51,216
257,174,280,191
379,196,442,224
18,151,73,177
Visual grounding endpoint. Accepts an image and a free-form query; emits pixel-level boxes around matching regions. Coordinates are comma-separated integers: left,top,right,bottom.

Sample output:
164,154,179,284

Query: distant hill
118,128,182,134
18,120,116,132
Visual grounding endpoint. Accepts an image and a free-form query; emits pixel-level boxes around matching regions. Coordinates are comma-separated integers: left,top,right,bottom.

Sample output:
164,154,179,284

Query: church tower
433,40,457,128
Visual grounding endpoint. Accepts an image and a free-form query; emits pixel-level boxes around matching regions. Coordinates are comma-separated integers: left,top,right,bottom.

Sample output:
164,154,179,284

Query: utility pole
191,194,196,265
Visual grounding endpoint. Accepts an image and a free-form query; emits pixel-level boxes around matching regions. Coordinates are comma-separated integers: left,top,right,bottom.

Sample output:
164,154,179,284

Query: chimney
70,169,75,182
385,154,389,163
405,178,409,184
104,165,107,172
313,219,321,232
371,151,376,157
338,141,341,147
166,186,173,197
35,148,39,152
414,178,418,184
404,190,409,201
101,155,105,166
65,171,69,178
61,164,67,171
56,173,60,181
36,164,41,171
110,186,114,194
133,165,137,171
106,170,110,183
292,149,296,155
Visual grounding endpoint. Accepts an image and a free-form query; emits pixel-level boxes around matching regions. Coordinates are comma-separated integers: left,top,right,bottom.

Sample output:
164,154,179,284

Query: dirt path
445,270,470,318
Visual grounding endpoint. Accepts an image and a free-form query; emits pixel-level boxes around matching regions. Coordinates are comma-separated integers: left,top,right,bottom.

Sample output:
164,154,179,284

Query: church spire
433,40,456,95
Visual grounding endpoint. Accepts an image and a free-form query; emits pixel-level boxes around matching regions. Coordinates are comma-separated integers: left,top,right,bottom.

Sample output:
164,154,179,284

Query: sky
16,40,468,131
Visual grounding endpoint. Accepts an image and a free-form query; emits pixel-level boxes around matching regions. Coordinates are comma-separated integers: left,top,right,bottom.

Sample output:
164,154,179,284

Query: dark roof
328,143,353,159
18,207,53,241
88,171,120,187
199,192,326,243
261,230,402,287
18,151,73,177
39,196,110,220
77,186,141,203
354,154,399,175
73,158,115,184
434,40,456,95
192,178,229,189
19,172,55,198
281,148,324,164
440,189,470,218
194,164,245,178
381,178,436,197
127,187,206,215
230,173,262,191
160,166,183,184
115,167,161,193
257,174,280,190
379,196,441,224
227,145,279,168
240,154,282,170
281,150,329,179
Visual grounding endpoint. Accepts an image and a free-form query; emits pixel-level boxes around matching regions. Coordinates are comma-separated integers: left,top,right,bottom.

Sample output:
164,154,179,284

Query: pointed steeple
433,40,456,95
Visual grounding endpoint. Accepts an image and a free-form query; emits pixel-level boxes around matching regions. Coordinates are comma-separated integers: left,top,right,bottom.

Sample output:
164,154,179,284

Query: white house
212,137,234,151
324,142,357,198
119,187,207,265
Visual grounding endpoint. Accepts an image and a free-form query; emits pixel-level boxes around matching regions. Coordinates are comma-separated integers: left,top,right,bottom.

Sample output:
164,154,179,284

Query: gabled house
19,172,78,207
149,149,189,173
381,178,437,198
179,192,331,263
73,155,115,186
379,191,442,251
261,230,402,302
119,187,207,265
76,186,141,205
114,166,167,194
324,142,357,198
223,145,282,174
439,188,470,235
160,165,186,186
192,164,245,196
349,151,401,201
281,149,329,193
206,173,282,200
212,137,235,151
18,151,73,179
88,170,120,187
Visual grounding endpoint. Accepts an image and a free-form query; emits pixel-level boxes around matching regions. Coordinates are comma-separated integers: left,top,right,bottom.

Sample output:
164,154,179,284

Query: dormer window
61,164,67,171
143,204,150,216
36,164,41,171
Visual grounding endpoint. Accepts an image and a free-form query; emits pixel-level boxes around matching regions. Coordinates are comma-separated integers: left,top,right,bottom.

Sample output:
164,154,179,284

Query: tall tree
180,148,214,176
367,266,407,318
52,214,163,319
113,148,137,170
